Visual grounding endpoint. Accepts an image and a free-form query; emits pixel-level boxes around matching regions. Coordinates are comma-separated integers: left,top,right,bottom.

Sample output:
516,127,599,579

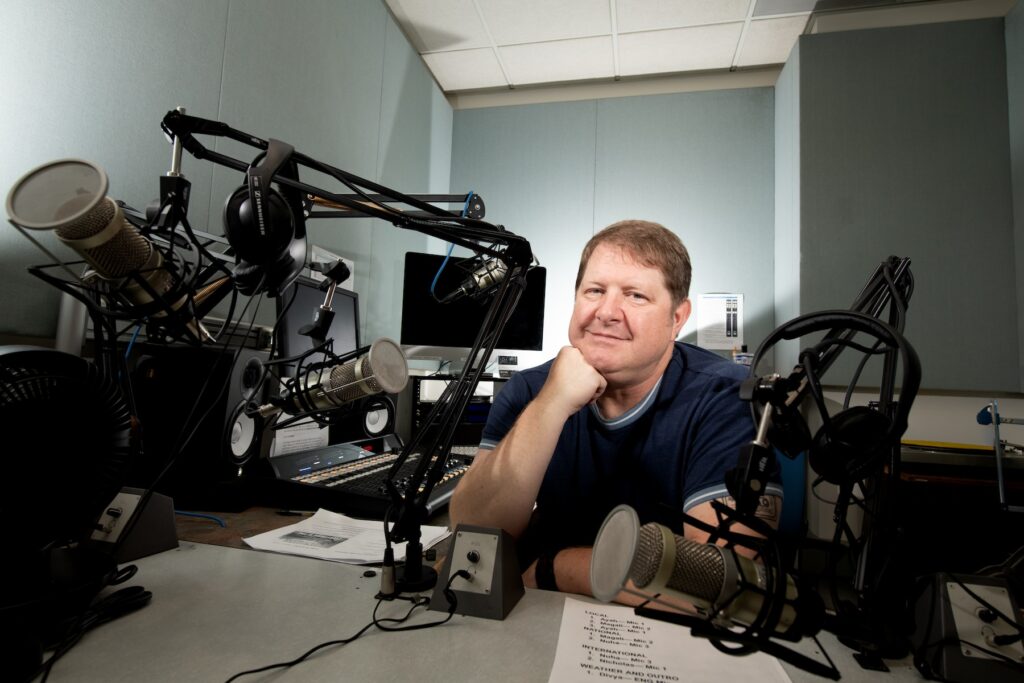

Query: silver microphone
440,258,508,303
6,159,176,304
4,159,217,342
590,505,821,641
259,338,409,418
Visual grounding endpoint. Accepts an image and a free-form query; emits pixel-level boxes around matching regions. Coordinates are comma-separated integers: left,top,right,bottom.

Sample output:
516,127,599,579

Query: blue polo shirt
480,342,781,549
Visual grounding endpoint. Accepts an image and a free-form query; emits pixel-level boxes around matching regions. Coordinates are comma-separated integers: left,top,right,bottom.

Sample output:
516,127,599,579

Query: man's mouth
586,330,628,341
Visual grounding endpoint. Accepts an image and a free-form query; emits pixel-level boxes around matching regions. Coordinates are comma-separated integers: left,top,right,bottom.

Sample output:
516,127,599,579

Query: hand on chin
577,345,622,379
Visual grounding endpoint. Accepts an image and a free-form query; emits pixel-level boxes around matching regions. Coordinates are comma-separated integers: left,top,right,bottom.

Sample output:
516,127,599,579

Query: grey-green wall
0,0,451,345
797,19,1016,392
1008,1,1024,391
451,89,776,369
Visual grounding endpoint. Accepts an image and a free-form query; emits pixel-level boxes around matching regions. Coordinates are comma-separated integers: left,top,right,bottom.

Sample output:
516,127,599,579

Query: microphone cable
223,569,471,683
119,193,236,345
429,242,456,301
31,564,152,683
237,278,299,419
112,276,266,560
427,191,475,301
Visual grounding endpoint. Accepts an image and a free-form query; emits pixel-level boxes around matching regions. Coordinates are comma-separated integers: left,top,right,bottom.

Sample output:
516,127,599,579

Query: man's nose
595,292,622,322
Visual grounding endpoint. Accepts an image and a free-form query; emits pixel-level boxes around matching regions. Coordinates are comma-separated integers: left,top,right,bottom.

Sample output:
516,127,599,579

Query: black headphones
751,310,921,485
223,139,306,296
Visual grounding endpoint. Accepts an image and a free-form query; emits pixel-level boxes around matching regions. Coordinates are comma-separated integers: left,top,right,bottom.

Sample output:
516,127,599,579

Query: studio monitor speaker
128,344,271,510
328,394,398,446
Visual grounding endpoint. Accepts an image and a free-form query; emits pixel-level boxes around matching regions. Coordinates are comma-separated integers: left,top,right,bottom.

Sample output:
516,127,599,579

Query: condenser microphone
258,338,409,418
590,505,822,641
440,258,508,303
6,159,188,318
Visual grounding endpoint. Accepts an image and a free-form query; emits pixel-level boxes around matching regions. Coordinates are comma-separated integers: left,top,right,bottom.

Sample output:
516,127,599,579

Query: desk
50,541,924,682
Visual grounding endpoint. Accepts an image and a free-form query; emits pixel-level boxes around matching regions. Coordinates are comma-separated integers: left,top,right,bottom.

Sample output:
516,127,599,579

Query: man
449,220,782,597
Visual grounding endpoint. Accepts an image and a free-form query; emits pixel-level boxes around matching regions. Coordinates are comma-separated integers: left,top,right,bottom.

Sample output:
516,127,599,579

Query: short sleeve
681,373,783,511
479,371,533,450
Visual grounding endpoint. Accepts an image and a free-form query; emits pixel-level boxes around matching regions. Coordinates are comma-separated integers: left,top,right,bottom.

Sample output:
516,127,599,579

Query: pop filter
4,159,218,343
6,160,173,294
590,505,642,602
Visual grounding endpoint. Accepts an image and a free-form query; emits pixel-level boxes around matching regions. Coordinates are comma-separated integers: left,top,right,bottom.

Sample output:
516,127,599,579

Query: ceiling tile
752,0,817,16
422,48,507,91
616,0,750,33
618,23,744,76
500,36,615,86
386,0,490,52
476,0,612,45
735,15,808,67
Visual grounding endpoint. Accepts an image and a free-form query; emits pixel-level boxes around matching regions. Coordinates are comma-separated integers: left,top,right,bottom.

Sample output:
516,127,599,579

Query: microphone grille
319,339,408,407
59,200,153,278
54,195,116,240
630,524,667,588
324,361,374,405
633,524,724,604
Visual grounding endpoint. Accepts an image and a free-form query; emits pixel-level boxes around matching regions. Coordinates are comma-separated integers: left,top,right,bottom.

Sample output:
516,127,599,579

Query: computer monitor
276,277,360,360
400,251,546,351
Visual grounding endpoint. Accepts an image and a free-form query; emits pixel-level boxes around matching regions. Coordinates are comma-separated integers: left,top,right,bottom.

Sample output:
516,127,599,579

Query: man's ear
672,298,691,337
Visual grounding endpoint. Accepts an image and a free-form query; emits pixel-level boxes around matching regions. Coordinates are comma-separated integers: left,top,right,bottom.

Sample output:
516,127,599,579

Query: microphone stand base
395,565,438,594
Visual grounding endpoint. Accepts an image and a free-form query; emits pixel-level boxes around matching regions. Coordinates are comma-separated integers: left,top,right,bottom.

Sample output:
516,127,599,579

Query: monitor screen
277,277,360,360
400,252,546,351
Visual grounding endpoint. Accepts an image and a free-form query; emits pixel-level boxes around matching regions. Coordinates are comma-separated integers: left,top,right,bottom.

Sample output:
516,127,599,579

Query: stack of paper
243,508,450,564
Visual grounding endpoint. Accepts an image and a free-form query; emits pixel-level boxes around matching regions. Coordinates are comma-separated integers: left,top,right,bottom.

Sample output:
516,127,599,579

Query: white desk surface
50,541,923,682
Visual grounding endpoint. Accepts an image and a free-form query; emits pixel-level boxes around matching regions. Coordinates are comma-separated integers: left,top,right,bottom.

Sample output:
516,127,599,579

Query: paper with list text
548,598,791,683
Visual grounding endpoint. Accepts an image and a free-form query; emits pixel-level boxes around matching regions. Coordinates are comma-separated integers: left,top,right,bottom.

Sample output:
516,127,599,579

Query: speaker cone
363,397,394,437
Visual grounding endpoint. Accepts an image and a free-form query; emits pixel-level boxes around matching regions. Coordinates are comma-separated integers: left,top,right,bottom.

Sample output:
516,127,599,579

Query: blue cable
430,243,456,296
123,323,142,360
174,510,227,527
429,191,473,297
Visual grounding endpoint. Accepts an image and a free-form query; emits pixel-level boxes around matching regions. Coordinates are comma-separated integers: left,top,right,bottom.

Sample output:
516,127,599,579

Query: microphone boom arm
162,110,534,592
720,256,921,668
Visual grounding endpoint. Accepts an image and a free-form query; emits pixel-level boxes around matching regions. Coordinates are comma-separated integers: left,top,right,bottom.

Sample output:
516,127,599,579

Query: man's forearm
449,394,569,537
526,547,679,609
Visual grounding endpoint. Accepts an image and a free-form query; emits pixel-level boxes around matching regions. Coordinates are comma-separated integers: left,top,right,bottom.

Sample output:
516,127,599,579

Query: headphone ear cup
222,185,295,265
262,250,299,296
767,409,813,459
231,259,264,297
809,406,893,484
230,240,305,298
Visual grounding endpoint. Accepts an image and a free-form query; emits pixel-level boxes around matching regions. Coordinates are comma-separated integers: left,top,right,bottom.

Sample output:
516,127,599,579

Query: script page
548,598,792,683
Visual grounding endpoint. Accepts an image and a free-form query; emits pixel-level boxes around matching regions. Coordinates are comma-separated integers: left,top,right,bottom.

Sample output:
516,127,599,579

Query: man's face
568,243,690,386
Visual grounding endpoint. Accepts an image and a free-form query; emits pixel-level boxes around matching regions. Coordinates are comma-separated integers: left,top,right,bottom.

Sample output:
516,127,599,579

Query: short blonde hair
575,220,691,307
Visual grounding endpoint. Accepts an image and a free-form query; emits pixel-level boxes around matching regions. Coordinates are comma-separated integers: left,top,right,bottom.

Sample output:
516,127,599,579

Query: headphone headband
763,310,920,435
245,139,295,240
748,310,921,485
223,139,307,294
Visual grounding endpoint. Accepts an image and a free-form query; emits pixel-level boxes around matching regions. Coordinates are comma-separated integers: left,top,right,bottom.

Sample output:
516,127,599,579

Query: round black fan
0,346,132,552
0,346,133,677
